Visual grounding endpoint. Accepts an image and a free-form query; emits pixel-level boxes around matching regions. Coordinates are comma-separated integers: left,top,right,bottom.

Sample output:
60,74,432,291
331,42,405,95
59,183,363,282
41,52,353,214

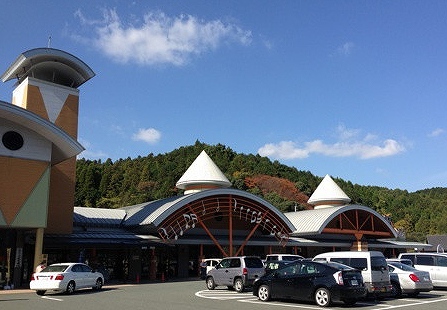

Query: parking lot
1,280,447,310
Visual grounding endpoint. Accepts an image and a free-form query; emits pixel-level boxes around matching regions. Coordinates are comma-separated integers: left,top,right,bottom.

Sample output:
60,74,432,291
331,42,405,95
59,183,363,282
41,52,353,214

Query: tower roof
1,48,95,88
176,150,231,194
308,174,351,208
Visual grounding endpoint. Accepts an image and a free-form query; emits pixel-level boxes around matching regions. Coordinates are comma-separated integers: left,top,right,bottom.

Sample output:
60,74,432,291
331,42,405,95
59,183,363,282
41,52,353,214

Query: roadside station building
0,48,430,288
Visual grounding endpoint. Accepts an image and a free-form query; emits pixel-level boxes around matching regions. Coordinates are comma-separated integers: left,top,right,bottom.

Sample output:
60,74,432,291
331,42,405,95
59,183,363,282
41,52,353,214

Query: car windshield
42,265,69,273
244,257,263,268
389,262,418,272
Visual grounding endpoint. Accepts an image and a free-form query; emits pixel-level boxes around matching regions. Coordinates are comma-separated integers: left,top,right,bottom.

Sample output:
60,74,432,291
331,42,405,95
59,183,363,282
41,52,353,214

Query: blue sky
1,1,446,192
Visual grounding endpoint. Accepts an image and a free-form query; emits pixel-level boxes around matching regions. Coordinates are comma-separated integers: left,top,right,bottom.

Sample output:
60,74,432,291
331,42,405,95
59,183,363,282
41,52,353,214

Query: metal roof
285,204,397,238
74,207,126,227
1,48,95,88
0,100,84,164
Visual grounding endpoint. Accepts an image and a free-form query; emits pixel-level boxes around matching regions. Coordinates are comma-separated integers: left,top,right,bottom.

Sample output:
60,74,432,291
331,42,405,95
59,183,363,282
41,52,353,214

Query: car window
300,262,320,274
352,258,369,270
81,264,92,272
371,257,387,271
279,263,300,276
400,254,415,264
43,265,69,273
244,257,263,268
331,257,350,266
71,265,81,272
230,259,241,268
436,256,447,267
283,255,301,261
219,259,231,268
418,256,435,266
266,255,278,261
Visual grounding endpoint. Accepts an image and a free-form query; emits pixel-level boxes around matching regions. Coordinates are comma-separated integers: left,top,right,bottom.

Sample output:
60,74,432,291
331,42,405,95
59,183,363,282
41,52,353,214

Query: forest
75,141,447,242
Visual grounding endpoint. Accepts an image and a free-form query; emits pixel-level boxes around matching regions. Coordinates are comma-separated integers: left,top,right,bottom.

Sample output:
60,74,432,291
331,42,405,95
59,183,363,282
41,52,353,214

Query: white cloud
335,42,355,56
258,126,406,160
132,128,161,144
428,128,445,137
75,9,252,66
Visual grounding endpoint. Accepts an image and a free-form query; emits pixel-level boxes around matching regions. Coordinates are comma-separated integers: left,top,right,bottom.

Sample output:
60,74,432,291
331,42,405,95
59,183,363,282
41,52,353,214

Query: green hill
75,141,447,242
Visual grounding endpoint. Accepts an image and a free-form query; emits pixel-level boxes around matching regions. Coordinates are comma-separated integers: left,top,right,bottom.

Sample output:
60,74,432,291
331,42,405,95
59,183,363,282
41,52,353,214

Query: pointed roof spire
308,174,351,209
176,150,231,194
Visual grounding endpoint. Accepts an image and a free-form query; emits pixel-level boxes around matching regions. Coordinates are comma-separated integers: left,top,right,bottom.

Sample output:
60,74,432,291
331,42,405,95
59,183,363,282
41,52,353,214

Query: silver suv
206,256,265,292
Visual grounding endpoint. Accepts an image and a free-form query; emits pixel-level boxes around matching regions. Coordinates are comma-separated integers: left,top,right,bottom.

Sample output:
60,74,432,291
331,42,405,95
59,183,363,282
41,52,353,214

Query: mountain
75,141,447,242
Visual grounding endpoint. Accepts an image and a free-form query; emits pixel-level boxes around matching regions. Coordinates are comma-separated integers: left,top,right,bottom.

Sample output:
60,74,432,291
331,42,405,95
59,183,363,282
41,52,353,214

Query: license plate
351,279,358,286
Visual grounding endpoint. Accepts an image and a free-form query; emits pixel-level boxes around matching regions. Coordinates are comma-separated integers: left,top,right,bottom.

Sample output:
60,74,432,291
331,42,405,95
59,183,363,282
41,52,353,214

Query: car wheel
234,278,244,293
391,282,402,298
206,277,216,290
258,285,271,301
36,290,46,296
315,287,331,307
66,281,76,294
93,278,103,290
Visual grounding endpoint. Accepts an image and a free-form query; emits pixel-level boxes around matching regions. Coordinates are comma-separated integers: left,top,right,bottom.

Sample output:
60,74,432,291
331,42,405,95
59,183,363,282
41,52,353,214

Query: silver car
206,256,265,292
388,262,433,297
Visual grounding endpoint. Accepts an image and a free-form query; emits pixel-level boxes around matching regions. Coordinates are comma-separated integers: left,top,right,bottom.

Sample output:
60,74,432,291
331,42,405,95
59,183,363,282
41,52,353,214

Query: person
200,259,207,279
35,261,46,273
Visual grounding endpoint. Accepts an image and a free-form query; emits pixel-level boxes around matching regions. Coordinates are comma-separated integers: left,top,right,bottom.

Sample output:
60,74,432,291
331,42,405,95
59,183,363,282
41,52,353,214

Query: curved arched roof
123,188,296,238
1,48,95,88
285,204,397,238
0,100,84,163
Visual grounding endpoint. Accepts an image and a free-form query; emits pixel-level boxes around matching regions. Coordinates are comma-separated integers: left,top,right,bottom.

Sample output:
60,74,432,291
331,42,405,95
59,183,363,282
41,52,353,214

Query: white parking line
368,297,447,310
42,296,64,301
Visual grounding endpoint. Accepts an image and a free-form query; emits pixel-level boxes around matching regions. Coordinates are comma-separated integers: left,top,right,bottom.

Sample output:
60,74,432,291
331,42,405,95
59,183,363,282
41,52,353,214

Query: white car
388,262,433,297
30,263,104,295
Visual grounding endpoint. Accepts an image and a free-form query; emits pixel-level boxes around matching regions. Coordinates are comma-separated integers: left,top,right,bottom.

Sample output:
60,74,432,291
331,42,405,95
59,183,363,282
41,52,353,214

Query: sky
1,1,446,192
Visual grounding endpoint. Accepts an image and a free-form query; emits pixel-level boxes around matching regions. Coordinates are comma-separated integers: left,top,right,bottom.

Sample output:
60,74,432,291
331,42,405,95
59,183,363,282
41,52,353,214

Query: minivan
313,251,392,296
398,252,447,288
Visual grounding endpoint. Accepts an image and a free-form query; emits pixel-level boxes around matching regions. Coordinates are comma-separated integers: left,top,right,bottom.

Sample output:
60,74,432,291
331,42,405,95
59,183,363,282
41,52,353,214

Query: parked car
206,256,265,292
29,263,104,295
388,262,433,297
313,251,392,296
398,252,447,288
265,254,304,262
253,260,367,307
264,260,294,274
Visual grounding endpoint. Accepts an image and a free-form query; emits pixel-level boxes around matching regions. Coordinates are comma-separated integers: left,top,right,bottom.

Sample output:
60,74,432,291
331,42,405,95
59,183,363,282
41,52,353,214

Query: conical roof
308,174,351,208
176,150,231,194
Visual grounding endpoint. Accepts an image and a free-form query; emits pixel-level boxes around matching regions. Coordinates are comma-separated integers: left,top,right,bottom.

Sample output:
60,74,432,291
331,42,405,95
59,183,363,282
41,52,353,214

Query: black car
253,260,367,307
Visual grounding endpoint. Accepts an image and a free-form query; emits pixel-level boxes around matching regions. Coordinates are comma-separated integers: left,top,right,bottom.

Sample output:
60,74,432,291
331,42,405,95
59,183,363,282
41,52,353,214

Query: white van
398,252,447,288
313,251,392,296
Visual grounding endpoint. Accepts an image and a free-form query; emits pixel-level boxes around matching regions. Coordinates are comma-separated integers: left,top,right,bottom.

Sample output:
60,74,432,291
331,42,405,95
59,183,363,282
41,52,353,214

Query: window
230,259,241,268
371,257,387,271
436,256,447,267
2,131,24,151
351,258,368,270
417,256,435,266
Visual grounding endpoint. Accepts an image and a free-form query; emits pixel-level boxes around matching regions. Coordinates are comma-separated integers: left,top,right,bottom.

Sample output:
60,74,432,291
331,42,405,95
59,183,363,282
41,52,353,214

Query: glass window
244,257,263,268
352,258,369,270
417,256,435,266
219,259,231,268
230,259,241,268
436,256,447,267
371,257,387,271
331,257,349,265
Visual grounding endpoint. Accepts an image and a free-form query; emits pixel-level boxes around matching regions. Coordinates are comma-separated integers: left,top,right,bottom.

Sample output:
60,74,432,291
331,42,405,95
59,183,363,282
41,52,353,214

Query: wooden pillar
33,228,45,270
